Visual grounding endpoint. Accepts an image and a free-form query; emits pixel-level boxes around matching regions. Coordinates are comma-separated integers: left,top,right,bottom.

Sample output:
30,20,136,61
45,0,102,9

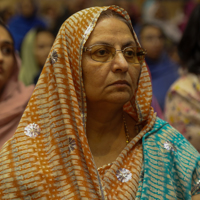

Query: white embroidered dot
164,141,177,152
50,50,58,64
24,123,41,138
116,168,132,183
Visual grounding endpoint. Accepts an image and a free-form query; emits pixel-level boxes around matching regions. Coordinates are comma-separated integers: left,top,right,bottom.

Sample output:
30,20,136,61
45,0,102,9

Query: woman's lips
110,80,130,86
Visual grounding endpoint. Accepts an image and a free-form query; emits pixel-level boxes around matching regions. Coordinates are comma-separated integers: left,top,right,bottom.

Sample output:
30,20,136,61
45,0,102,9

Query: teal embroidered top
136,117,200,199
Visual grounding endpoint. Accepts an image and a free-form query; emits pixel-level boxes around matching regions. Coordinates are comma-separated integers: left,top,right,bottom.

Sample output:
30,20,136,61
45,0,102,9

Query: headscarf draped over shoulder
0,5,156,199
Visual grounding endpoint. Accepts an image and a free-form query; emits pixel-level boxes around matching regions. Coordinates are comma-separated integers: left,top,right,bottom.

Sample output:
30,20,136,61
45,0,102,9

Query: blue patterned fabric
136,117,200,199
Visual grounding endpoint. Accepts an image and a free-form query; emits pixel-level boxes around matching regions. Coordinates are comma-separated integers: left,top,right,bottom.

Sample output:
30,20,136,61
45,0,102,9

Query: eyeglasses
83,44,147,64
0,43,14,56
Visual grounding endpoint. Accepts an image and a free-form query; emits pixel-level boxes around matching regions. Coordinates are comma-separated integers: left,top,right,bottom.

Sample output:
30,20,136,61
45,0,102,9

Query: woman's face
82,17,141,106
140,26,164,60
0,25,14,93
34,31,54,68
20,0,35,18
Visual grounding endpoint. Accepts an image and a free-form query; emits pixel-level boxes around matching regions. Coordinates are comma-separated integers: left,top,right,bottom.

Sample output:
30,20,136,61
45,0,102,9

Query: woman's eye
37,45,45,49
1,46,13,55
125,50,134,57
95,48,109,56
98,50,106,55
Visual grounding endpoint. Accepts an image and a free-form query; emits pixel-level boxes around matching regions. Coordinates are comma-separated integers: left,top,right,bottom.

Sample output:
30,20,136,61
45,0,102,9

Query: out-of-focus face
81,17,141,107
140,26,164,60
20,0,35,18
34,31,54,68
0,25,14,95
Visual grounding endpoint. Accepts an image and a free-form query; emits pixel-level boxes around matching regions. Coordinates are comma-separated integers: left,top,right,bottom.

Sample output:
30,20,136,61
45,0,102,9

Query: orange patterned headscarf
0,5,156,199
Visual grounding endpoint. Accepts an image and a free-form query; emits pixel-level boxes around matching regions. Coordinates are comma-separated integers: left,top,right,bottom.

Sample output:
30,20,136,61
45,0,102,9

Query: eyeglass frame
83,43,147,64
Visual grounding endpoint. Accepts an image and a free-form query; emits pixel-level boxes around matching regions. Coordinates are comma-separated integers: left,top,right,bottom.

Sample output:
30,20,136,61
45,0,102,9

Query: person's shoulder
142,117,200,199
168,73,198,94
149,117,185,140
167,76,181,90
146,117,199,157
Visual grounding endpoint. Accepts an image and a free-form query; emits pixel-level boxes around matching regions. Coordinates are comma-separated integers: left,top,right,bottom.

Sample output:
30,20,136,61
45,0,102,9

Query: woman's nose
112,51,129,73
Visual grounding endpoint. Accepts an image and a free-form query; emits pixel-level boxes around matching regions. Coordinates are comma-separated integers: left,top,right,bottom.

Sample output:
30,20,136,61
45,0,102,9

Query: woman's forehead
85,17,135,46
0,26,13,44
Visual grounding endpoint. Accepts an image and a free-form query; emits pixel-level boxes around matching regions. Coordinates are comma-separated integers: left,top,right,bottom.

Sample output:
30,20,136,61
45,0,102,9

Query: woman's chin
105,94,132,105
86,91,133,107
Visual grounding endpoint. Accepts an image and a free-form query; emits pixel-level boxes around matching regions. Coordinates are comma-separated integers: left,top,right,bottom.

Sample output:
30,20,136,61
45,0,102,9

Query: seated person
139,22,179,111
0,20,34,149
19,27,55,85
165,4,200,152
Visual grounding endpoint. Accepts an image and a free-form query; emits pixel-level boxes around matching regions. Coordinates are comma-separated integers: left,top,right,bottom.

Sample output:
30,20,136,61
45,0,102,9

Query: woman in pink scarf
0,21,34,148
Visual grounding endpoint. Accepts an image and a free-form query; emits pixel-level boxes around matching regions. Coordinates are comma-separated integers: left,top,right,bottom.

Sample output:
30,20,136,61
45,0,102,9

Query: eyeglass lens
89,45,145,64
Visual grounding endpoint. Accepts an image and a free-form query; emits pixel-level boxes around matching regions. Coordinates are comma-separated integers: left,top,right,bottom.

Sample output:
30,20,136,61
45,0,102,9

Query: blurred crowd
0,0,200,151
1,0,199,50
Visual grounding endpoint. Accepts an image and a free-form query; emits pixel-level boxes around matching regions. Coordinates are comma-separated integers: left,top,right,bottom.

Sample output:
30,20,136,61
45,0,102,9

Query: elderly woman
0,21,34,149
0,6,199,200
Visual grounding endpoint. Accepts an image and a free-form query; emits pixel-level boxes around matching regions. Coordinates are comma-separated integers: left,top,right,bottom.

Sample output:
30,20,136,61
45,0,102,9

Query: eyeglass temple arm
137,49,147,55
83,47,89,52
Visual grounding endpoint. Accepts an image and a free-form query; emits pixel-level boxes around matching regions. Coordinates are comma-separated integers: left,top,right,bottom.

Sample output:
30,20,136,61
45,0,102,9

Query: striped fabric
0,5,156,199
136,118,200,199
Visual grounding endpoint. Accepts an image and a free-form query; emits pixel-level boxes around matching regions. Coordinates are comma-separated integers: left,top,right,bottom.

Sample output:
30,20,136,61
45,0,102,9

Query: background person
19,27,55,85
165,4,200,153
0,20,34,149
139,22,179,111
7,0,46,52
